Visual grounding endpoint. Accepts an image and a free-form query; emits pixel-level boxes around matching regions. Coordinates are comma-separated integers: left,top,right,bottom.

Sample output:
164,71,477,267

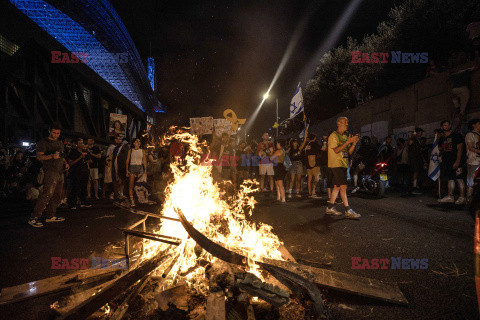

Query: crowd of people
6,114,479,228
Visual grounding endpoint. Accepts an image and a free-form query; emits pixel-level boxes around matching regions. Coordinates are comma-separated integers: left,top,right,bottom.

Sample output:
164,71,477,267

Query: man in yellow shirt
326,117,360,219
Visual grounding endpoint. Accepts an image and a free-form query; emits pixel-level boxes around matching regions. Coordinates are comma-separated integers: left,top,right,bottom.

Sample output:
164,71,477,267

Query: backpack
283,154,292,171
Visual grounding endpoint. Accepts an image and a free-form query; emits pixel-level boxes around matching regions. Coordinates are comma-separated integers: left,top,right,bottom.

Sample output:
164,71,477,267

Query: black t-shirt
304,141,322,169
68,148,89,174
36,138,65,173
439,132,464,164
289,148,303,162
87,146,101,169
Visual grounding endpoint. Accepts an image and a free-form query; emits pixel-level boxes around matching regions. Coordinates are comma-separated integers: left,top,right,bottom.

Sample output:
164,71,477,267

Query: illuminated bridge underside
10,0,165,113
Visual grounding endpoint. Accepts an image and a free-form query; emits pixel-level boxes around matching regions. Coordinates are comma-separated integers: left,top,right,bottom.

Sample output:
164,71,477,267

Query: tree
305,0,480,121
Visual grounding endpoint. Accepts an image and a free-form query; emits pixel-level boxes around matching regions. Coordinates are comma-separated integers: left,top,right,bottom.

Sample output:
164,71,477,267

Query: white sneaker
351,186,360,194
455,197,466,205
438,195,454,203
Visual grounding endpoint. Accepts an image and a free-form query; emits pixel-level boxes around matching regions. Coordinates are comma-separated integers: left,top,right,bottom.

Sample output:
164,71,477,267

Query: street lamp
264,93,279,138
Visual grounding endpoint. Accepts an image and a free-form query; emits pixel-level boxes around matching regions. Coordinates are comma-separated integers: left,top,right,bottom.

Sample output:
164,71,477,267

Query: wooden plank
265,259,408,305
278,245,297,263
154,284,188,312
0,268,118,306
206,291,225,320
57,250,171,320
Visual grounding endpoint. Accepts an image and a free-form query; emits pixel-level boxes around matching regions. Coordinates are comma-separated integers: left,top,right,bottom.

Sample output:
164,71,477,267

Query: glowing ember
144,127,284,293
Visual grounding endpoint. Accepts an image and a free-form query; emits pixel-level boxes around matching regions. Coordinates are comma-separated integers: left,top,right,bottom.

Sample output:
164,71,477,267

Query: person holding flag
289,82,304,120
428,130,442,183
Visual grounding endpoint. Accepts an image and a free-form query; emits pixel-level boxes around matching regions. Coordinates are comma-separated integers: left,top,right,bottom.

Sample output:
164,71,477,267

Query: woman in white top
126,138,146,206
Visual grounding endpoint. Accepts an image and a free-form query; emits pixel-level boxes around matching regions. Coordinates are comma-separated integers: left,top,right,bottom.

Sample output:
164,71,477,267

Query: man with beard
29,122,69,227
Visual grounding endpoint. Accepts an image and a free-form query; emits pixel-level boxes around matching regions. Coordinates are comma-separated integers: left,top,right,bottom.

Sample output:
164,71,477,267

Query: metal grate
9,0,167,113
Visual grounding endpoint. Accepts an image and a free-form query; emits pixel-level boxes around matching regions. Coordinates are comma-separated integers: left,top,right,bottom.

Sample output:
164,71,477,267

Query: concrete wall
309,61,480,143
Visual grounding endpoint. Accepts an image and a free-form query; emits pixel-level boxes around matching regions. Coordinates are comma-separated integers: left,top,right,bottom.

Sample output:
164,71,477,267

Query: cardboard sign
109,113,127,138
190,117,213,135
214,119,236,136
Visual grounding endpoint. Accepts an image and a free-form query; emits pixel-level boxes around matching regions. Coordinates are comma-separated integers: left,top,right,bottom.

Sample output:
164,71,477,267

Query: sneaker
326,206,343,216
345,209,361,220
311,194,322,199
411,188,422,195
45,216,65,222
438,195,454,203
296,193,302,198
455,197,466,205
288,193,292,198
80,204,92,208
351,186,360,194
28,218,44,228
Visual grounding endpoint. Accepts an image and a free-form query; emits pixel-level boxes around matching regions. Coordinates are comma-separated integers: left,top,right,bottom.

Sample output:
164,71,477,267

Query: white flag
428,134,440,181
299,121,310,139
289,82,304,119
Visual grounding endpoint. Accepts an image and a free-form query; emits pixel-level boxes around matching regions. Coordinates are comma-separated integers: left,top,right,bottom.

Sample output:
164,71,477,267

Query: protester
319,135,329,194
111,135,129,200
326,117,360,219
271,140,287,203
256,133,274,192
236,141,252,186
408,127,425,194
304,133,322,198
103,138,115,199
210,132,235,187
86,138,101,199
28,122,68,227
438,120,466,204
287,136,307,198
67,138,92,209
465,119,480,204
351,136,377,194
126,138,147,206
395,138,410,189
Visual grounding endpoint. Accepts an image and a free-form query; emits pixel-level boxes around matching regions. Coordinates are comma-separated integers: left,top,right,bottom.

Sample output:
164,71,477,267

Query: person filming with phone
325,117,361,219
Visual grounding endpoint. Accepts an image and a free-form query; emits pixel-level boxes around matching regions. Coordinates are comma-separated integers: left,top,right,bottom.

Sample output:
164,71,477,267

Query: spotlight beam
299,0,364,84
245,3,322,132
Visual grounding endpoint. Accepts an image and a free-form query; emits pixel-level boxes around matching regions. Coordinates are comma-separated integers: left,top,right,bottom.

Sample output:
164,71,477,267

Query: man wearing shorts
438,120,466,204
257,133,274,192
326,117,360,219
466,119,480,204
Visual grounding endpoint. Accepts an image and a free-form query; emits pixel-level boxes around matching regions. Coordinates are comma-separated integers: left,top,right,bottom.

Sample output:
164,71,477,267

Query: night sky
111,0,401,137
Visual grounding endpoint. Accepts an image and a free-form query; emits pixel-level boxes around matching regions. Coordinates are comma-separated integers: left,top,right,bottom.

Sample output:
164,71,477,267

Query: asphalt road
253,190,477,320
0,189,478,320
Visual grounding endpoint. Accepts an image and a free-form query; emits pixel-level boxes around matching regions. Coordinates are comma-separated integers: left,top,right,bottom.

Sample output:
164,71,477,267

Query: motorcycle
352,161,388,198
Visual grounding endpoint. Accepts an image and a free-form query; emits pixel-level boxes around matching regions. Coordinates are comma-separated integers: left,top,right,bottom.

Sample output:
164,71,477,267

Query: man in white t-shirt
465,119,480,203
